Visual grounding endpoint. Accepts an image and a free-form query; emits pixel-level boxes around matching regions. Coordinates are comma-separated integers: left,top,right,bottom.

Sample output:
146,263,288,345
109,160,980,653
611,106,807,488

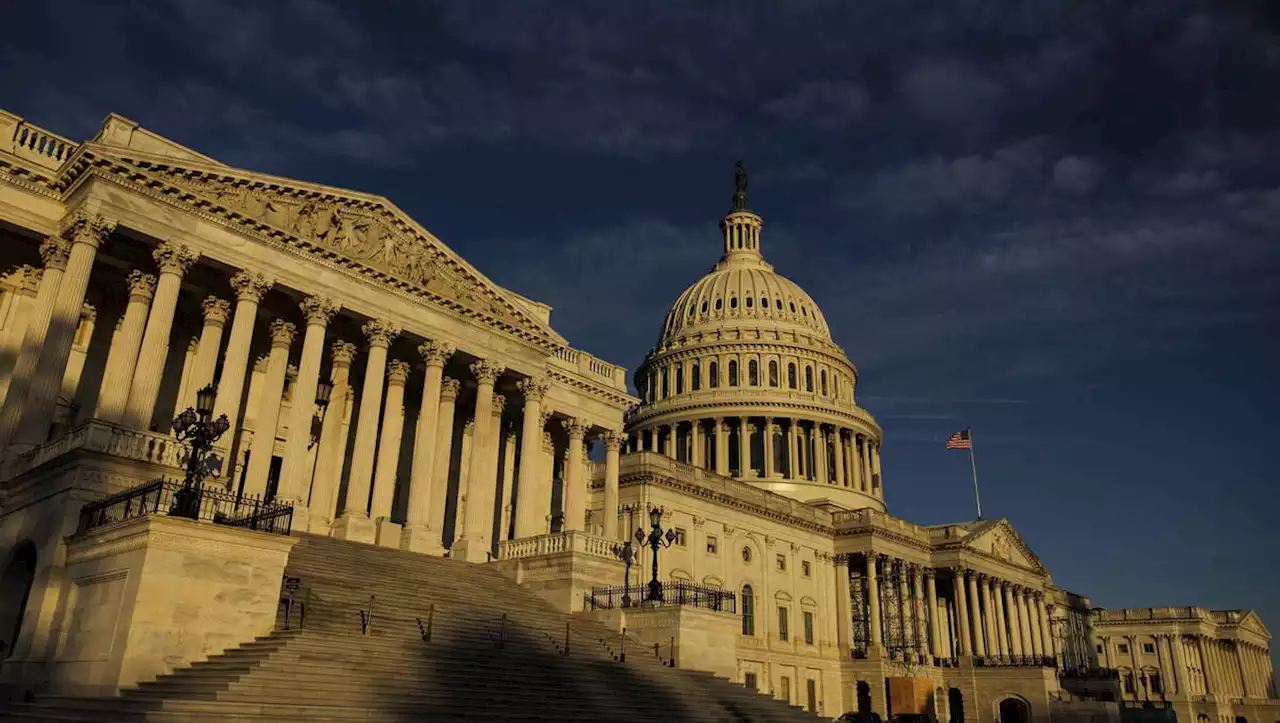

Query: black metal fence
77,478,294,536
585,581,736,613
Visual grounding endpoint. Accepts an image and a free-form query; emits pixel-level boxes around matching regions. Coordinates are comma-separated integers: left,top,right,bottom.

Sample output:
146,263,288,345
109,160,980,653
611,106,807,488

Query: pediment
1238,610,1271,638
75,145,566,350
963,519,1046,573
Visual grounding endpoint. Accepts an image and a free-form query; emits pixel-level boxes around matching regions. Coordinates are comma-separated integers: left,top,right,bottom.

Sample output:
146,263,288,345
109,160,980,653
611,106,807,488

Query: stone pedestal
330,514,376,545
48,514,296,696
492,531,622,613
451,537,491,563
584,604,739,682
399,524,444,556
374,519,402,549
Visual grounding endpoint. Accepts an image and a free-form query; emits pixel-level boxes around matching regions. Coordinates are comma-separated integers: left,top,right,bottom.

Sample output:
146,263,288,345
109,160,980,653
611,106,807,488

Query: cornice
627,396,882,436
546,368,639,410
621,471,836,537
0,155,66,199
63,153,568,358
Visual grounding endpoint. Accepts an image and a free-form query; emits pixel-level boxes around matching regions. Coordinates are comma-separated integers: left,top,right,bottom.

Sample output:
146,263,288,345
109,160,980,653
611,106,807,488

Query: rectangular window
778,606,790,641
802,560,811,577
673,528,687,547
706,535,718,555
807,679,817,712
803,611,815,645
1096,644,1104,654
1149,673,1163,695
776,554,787,572
1118,643,1129,654
1123,673,1135,694
744,672,758,691
1142,643,1154,654
780,676,791,702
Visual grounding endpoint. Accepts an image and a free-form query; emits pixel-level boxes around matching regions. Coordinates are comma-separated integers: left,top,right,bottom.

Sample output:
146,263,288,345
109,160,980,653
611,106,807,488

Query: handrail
360,595,376,635
652,636,677,667
598,626,629,662
487,613,508,649
415,604,434,643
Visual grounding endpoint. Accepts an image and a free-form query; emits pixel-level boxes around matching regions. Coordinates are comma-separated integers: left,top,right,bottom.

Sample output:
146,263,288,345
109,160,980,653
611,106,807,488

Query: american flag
946,429,972,450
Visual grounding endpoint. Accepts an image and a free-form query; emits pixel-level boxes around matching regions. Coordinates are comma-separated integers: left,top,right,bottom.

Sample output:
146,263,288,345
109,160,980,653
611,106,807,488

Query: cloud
858,137,1049,216
1051,155,1102,194
762,81,868,130
900,59,1005,125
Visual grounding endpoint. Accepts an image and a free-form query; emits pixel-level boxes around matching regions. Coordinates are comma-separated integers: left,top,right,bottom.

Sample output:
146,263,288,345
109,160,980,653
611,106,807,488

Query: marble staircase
0,532,827,722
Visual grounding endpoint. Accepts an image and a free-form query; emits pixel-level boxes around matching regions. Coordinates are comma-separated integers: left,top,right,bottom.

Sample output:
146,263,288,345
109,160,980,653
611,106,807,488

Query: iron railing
77,479,294,536
278,575,308,630
585,581,736,613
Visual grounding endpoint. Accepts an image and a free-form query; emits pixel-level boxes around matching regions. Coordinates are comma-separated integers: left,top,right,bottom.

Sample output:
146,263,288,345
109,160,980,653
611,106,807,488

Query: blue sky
3,0,1278,661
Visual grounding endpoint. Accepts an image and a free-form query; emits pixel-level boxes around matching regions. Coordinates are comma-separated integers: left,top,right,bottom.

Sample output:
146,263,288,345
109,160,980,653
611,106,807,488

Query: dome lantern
720,161,765,267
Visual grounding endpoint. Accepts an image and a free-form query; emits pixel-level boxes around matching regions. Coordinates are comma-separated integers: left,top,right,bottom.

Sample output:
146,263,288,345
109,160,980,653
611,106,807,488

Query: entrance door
998,697,1030,723
0,542,37,657
948,688,965,723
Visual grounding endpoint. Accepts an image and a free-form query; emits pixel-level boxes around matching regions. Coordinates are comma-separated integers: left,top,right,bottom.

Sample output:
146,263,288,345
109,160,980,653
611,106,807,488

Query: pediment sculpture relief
163,172,520,326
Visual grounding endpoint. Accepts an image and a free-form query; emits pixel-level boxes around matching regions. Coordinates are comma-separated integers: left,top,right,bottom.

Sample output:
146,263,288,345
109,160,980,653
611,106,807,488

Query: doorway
948,688,965,723
998,697,1030,723
0,542,37,658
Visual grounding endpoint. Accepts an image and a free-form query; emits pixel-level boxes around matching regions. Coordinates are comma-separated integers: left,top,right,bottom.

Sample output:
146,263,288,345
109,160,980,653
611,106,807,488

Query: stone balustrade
832,508,932,545
5,418,188,479
1,110,77,171
497,529,618,561
550,346,627,391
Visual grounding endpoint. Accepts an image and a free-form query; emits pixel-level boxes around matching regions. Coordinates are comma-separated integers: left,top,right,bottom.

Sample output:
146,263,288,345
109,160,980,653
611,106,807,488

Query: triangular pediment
1237,610,1271,638
72,143,566,350
962,519,1046,573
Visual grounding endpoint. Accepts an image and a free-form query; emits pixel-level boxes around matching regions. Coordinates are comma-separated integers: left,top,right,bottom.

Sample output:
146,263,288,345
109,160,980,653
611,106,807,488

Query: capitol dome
624,163,886,512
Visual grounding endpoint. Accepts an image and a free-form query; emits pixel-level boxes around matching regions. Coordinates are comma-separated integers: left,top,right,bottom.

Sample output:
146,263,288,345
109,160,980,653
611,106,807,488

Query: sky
3,0,1279,662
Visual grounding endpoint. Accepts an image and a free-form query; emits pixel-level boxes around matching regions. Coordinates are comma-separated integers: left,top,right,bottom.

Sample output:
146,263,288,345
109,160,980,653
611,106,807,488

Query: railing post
497,613,507,649
427,604,434,642
670,636,676,667
564,621,570,656
620,627,627,662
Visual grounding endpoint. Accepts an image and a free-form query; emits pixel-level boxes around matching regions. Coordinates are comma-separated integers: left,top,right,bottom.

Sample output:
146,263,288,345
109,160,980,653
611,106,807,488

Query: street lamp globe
195,384,217,419
315,379,334,408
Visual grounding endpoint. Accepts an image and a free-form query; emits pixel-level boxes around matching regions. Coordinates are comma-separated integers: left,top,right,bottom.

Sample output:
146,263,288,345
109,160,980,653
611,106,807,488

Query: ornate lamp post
170,384,231,519
307,379,335,450
614,540,637,608
636,506,676,603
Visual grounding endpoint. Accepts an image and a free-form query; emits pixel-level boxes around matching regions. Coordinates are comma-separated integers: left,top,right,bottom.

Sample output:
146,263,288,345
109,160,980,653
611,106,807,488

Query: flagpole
968,427,983,520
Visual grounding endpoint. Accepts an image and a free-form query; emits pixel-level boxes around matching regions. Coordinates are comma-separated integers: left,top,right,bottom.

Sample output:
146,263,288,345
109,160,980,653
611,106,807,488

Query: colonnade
0,218,624,562
640,351,854,407
837,556,1055,666
1101,633,1277,701
629,417,881,495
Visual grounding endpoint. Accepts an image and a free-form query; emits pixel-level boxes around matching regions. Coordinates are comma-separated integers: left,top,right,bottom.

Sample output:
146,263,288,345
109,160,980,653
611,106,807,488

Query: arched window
715,298,723,310
709,361,719,388
729,296,738,309
768,360,779,387
661,369,669,399
805,366,814,392
745,296,753,308
701,301,708,314
788,363,797,389
742,585,755,636
761,296,768,310
728,360,739,386
691,362,701,391
675,365,684,395
748,360,759,386
775,299,783,310
820,369,828,396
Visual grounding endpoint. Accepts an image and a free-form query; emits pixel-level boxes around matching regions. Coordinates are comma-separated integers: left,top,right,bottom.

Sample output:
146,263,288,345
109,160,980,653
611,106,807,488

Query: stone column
498,429,518,539
834,555,853,652
510,375,549,540
691,420,703,468
665,423,677,458
398,341,454,550
181,296,231,411
788,421,800,479
415,377,461,553
242,319,296,498
334,319,399,543
538,424,555,533
120,242,199,430
714,417,729,475
913,566,928,659
10,218,116,452
1003,583,1023,658
560,417,588,534
861,437,874,491
276,297,337,527
1020,590,1038,658
603,431,622,539
95,271,157,422
953,569,971,656
370,359,410,544
762,417,775,478
978,575,996,657
309,341,356,533
867,554,883,652
0,265,40,408
993,579,1010,659
1167,635,1187,695
811,425,826,483
1036,594,1053,660
737,417,750,476
484,394,508,535
871,443,882,493
925,571,941,658
0,239,68,450
452,360,504,562
967,572,986,657
833,429,846,486
213,272,274,475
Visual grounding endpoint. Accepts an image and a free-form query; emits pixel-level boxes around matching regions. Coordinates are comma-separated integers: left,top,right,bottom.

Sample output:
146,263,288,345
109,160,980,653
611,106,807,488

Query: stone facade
0,108,1275,723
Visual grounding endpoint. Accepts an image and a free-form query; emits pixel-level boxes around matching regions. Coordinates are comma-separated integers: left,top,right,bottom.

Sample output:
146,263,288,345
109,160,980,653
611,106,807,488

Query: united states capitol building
0,108,1275,723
